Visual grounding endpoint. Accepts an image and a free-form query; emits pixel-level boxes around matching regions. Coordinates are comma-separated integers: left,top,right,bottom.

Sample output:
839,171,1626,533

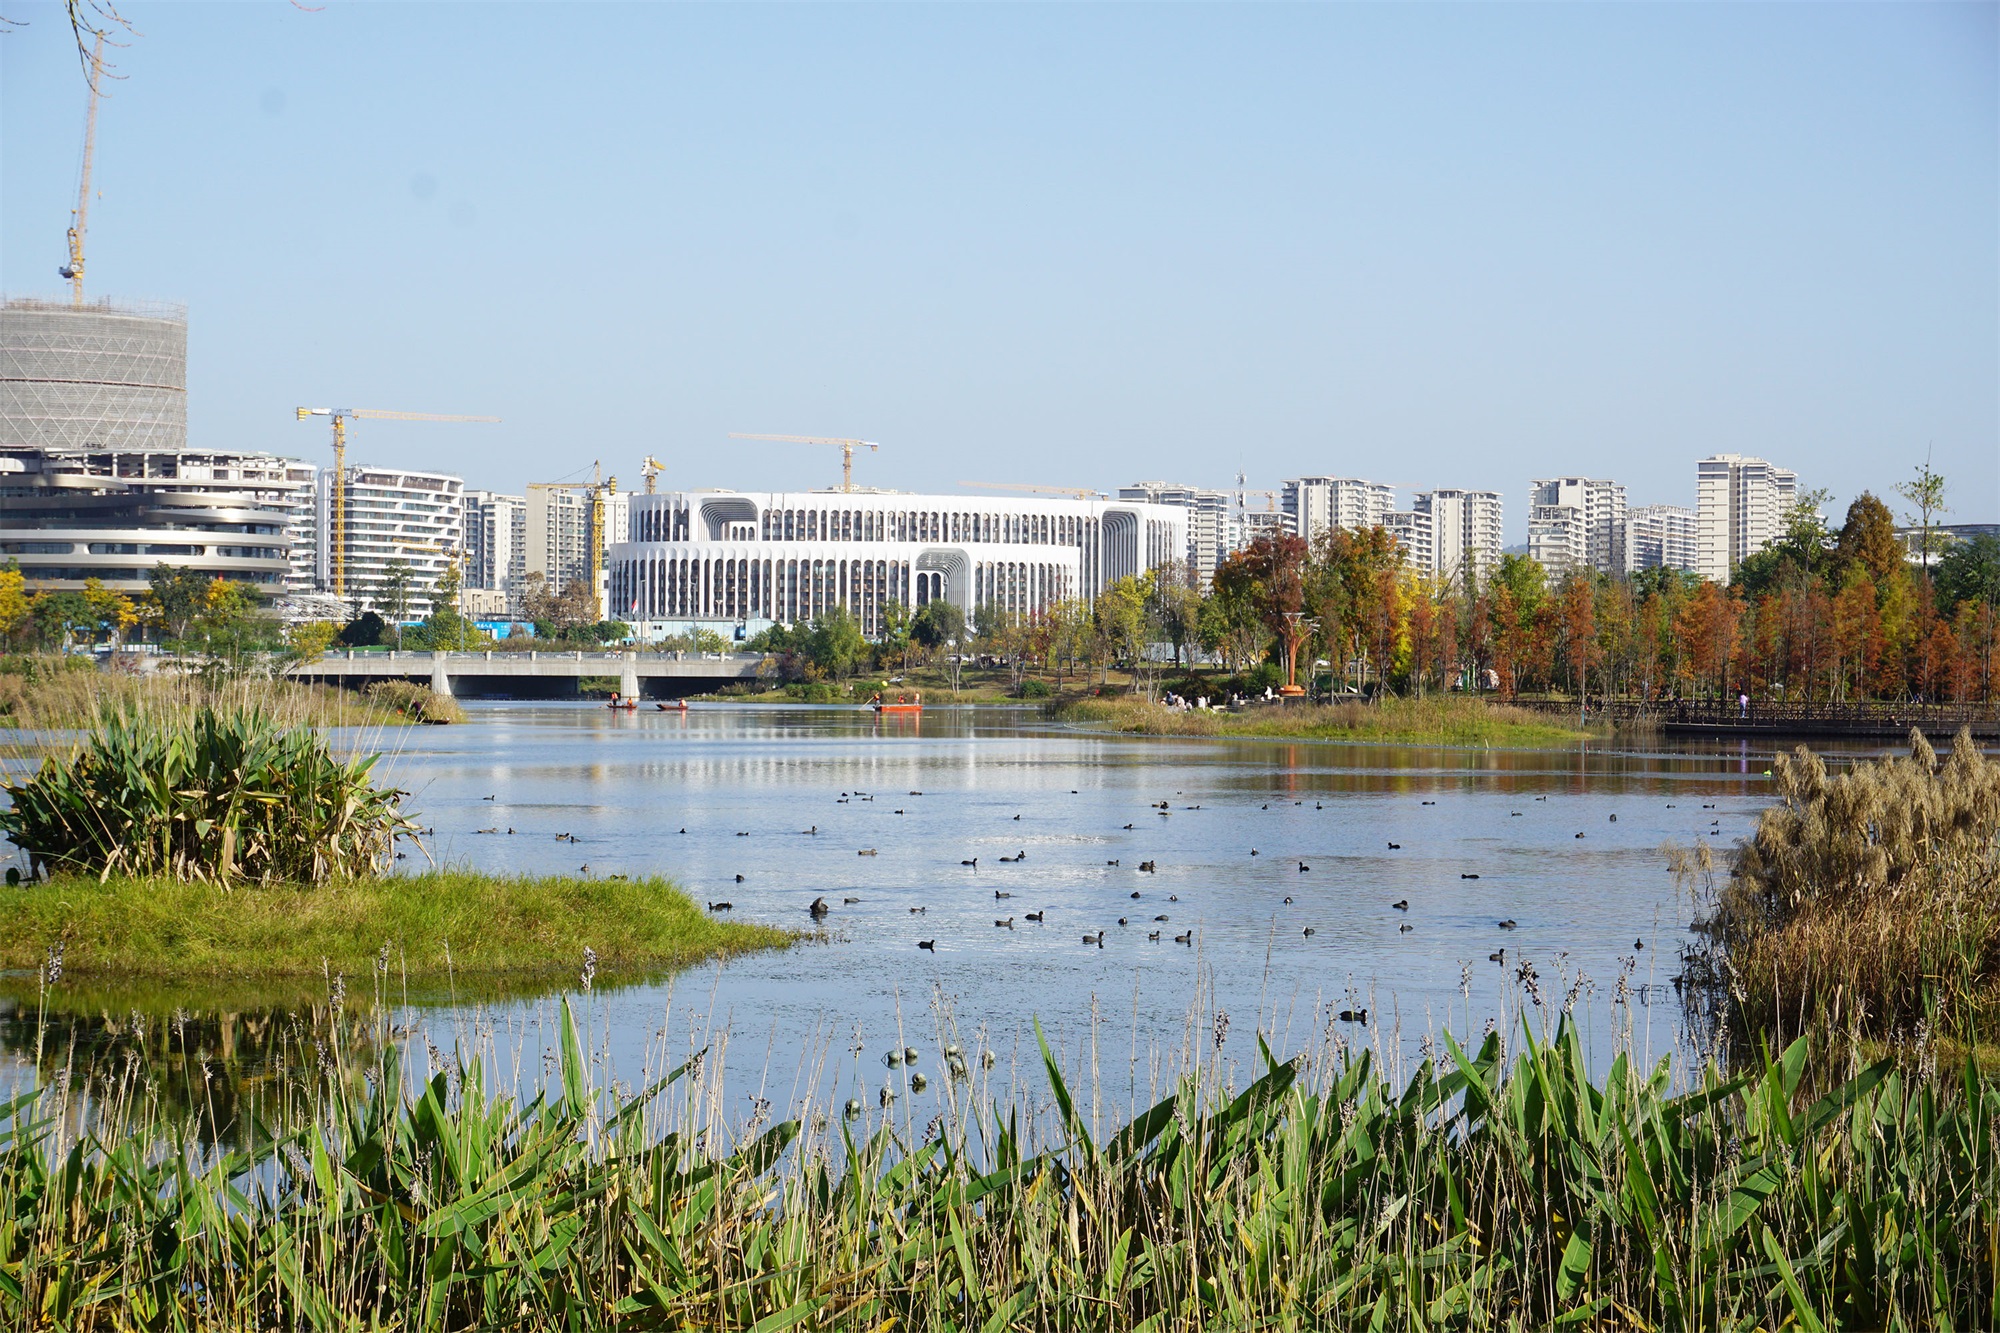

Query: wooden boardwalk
1509,698,2000,741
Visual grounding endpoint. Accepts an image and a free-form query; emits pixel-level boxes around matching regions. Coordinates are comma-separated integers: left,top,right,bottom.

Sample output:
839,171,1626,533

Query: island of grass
1053,694,1605,746
1,870,787,996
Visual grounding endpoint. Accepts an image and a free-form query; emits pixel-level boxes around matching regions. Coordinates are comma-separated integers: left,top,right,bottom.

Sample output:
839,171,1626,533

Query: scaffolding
0,296,188,451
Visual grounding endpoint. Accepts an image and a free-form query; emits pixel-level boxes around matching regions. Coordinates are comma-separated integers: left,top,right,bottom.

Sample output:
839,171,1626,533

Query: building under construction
0,297,189,452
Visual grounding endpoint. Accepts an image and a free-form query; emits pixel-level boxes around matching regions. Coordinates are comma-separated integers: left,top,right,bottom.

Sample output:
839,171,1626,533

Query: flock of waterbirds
679,784,1725,963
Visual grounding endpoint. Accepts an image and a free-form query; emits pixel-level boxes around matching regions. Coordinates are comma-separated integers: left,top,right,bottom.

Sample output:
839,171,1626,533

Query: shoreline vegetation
4,1001,1990,1328
1052,693,1607,746
0,870,787,993
0,658,462,729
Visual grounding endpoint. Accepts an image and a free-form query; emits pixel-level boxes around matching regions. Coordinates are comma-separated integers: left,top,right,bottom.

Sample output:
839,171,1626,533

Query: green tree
806,606,867,680
376,560,414,648
28,591,92,650
1147,560,1204,668
424,561,474,651
910,599,960,651
1895,460,1948,575
1935,535,2000,613
145,565,210,641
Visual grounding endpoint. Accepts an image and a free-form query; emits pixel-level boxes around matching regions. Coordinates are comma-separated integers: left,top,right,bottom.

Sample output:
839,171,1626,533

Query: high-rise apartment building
1526,476,1629,578
463,490,527,614
1382,509,1434,573
1696,455,1796,582
1119,481,1231,585
525,487,628,596
1281,477,1396,543
1629,504,1699,573
322,465,464,616
1413,489,1504,586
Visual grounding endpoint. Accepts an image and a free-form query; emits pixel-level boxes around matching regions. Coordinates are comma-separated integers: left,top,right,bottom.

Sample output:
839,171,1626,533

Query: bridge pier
619,653,640,700
430,651,454,698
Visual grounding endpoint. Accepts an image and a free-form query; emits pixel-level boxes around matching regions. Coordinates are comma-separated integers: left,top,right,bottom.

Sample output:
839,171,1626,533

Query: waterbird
736,831,748,837
995,918,1013,928
1399,923,1413,933
1489,948,1506,963
1536,796,1547,801
917,940,935,951
1169,895,1178,901
909,906,926,915
1387,842,1400,849
1283,896,1294,904
858,848,878,856
1392,900,1408,911
1298,862,1310,873
894,809,905,815
1337,1009,1368,1024
910,1072,928,1092
1131,890,1142,899
1422,800,1435,805
1013,814,1021,820
805,826,818,835
880,1086,896,1107
679,828,686,834
1302,927,1316,937
884,1049,903,1067
1123,823,1135,830
481,794,495,801
1106,859,1120,866
1250,849,1259,856
910,791,924,796
843,895,860,904
1148,930,1161,941
1575,832,1586,839
707,901,733,911
995,890,1011,899
1139,860,1156,872
1174,932,1193,945
474,827,498,835
734,874,745,883
1119,917,1128,926
1083,932,1103,947
961,858,978,867
1498,919,1517,930
1154,914,1169,922
844,1098,863,1118
579,864,590,874
1609,813,1618,822
809,898,831,918
1510,812,1523,817
1025,911,1044,922
1634,938,1645,950
1461,873,1480,880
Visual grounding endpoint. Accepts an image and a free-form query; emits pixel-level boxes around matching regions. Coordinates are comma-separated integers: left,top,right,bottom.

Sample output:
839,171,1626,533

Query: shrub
364,679,466,724
0,702,417,884
1014,678,1053,699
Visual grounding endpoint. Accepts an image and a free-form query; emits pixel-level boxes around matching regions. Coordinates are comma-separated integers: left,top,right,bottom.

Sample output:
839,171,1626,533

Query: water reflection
4,704,1896,1105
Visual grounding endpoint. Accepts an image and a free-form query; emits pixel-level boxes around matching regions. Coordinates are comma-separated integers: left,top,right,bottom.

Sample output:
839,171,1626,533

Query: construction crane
639,455,667,494
57,33,106,305
295,407,500,599
958,481,1106,501
729,433,878,493
528,462,619,613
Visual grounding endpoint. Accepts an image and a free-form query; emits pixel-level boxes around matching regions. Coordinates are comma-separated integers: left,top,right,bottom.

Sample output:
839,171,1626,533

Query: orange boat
608,693,639,711
657,700,689,712
869,691,922,715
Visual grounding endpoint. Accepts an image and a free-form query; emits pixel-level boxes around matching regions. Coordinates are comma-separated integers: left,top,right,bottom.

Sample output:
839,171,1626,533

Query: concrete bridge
288,649,768,700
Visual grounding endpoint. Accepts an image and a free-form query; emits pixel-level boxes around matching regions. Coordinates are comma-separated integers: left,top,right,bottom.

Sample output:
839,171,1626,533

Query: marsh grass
1053,695,1602,747
0,663,413,731
2,984,1991,1330
0,870,788,984
1680,726,2000,1056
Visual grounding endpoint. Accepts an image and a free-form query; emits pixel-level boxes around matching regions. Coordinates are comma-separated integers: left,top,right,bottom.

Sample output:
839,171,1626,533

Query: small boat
656,700,689,712
870,692,922,715
607,694,639,711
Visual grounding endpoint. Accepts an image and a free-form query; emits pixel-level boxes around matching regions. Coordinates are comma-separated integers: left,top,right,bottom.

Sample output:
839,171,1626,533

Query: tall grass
0,661,413,731
2,996,1989,1329
0,701,414,883
1053,695,1601,746
1681,726,2000,1052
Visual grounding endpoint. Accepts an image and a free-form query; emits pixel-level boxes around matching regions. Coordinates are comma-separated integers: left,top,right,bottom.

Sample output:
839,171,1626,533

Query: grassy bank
4,1003,1990,1329
1054,693,1604,746
0,870,787,987
0,662,453,729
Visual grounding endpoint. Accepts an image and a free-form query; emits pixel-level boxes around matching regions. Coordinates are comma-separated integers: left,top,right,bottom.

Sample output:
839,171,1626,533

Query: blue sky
3,2,1994,533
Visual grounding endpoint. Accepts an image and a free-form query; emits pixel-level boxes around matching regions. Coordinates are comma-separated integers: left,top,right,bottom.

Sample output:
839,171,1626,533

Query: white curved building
608,490,1186,636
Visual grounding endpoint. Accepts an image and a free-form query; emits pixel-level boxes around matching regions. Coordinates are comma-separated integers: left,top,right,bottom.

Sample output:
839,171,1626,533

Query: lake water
6,703,1821,1126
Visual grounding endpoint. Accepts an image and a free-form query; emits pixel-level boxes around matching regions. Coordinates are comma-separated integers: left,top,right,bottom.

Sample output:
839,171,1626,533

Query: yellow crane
295,407,500,599
640,455,667,494
959,481,1106,501
528,462,619,612
57,33,107,305
729,433,878,492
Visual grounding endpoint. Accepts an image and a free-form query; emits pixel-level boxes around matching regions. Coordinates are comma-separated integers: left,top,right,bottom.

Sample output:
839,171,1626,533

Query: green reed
0,700,415,884
3,997,1991,1330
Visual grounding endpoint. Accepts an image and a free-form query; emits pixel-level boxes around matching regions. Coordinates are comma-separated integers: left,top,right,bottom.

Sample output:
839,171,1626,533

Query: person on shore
1738,691,1749,718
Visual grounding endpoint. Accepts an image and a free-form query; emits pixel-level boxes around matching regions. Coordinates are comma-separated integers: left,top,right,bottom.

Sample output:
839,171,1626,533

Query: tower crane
528,462,619,615
958,481,1106,501
728,433,878,493
295,407,500,599
640,455,667,494
57,33,106,305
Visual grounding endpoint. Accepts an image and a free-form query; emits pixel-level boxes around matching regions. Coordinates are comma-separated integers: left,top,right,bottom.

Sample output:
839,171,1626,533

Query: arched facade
607,490,1185,637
